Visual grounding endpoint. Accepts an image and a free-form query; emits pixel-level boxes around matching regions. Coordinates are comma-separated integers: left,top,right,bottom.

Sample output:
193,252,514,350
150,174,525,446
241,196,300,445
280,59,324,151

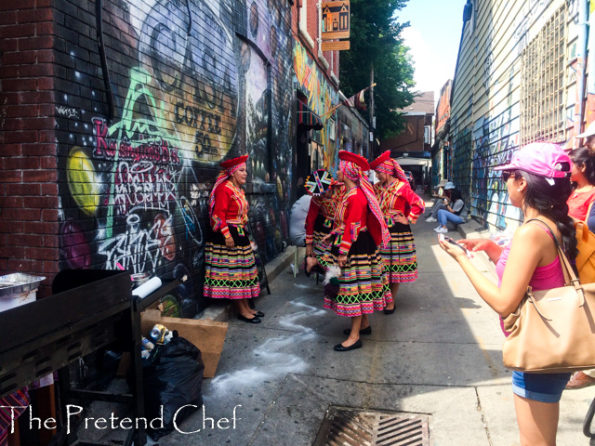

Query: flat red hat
369,150,391,170
339,150,369,171
220,154,249,170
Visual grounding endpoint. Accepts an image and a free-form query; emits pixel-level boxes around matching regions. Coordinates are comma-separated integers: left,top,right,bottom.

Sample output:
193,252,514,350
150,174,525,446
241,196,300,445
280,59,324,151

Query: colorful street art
55,0,293,314
293,41,339,169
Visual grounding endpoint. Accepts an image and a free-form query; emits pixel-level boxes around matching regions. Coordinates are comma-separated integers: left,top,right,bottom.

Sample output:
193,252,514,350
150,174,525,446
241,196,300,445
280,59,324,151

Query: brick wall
0,0,294,314
0,0,58,297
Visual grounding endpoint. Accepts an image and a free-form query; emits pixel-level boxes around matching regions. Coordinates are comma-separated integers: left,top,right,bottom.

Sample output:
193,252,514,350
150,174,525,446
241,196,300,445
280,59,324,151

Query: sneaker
433,226,448,233
426,217,437,223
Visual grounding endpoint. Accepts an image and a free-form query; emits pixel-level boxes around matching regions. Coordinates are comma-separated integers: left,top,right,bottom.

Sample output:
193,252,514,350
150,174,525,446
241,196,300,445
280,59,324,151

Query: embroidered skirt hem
203,226,260,300
380,222,418,283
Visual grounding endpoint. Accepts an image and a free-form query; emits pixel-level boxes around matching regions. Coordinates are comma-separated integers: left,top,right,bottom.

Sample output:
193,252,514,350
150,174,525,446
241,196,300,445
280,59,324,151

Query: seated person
426,181,455,222
432,185,466,234
289,194,312,246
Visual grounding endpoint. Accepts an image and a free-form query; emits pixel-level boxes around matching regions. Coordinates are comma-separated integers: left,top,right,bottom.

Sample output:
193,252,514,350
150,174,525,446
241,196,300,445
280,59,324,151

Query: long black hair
570,147,595,186
513,170,577,260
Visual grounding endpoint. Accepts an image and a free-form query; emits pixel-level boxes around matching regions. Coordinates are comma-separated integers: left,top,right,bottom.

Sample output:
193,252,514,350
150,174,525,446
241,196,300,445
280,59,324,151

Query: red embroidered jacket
334,188,383,255
304,192,340,245
374,180,425,225
210,180,249,239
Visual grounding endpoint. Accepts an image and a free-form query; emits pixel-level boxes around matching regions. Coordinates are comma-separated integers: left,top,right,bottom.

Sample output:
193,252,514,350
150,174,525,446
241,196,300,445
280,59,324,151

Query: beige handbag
502,220,595,373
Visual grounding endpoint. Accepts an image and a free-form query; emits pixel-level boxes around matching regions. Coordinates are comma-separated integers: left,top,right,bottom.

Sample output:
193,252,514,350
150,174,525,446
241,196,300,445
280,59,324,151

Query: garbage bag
142,334,204,439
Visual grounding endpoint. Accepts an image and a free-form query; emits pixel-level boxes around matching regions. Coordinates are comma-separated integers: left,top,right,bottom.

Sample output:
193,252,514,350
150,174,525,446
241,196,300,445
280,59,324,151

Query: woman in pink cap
439,142,577,445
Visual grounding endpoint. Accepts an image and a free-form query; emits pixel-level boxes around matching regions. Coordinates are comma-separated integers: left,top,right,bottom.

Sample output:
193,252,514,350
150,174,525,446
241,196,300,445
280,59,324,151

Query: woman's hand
305,244,313,257
337,254,347,267
458,238,491,252
393,212,409,225
457,238,503,264
438,237,468,262
225,236,235,248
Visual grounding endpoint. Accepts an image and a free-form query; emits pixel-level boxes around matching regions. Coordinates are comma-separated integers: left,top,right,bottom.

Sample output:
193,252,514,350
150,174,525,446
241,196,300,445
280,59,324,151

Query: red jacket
334,188,383,255
210,181,249,238
374,180,425,224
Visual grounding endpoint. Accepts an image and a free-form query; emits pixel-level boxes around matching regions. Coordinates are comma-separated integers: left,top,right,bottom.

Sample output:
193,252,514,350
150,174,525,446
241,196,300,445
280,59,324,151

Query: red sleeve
305,198,321,245
401,186,425,223
211,185,231,238
338,192,365,255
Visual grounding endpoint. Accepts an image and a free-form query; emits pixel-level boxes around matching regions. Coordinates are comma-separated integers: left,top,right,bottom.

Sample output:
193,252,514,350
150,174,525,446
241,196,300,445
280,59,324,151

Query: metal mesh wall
520,5,567,145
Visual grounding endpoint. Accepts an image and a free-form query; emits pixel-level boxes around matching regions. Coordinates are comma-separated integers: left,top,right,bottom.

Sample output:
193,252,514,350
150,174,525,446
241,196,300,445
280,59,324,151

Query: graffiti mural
293,41,338,169
54,0,293,315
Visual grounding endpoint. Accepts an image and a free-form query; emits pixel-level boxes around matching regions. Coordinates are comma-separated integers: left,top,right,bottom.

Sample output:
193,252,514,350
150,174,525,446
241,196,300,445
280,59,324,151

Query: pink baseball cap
494,142,570,183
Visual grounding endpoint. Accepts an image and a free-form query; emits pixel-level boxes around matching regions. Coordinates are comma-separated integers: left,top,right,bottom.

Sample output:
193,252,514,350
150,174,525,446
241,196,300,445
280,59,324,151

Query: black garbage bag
142,333,204,439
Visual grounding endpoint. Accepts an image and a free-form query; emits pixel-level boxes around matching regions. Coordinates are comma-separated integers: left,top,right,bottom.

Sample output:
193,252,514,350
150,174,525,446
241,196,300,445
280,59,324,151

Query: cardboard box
141,309,228,378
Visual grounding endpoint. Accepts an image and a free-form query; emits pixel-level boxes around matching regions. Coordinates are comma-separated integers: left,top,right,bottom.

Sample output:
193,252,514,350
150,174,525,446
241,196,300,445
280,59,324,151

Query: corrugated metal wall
450,0,582,232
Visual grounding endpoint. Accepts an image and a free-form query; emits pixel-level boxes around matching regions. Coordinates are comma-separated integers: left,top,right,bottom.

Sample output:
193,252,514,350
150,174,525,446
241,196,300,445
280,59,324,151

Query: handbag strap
524,218,585,306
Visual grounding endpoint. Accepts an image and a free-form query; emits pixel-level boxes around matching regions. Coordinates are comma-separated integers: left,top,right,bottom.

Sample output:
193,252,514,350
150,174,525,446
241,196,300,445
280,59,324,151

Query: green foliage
339,0,415,140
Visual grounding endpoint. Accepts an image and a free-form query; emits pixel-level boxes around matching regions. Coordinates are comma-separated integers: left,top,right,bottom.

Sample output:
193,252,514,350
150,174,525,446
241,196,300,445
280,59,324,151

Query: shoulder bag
502,219,595,373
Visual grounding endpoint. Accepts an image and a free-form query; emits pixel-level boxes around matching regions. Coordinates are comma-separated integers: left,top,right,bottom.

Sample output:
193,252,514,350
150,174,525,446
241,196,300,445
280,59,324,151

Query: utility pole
369,64,375,157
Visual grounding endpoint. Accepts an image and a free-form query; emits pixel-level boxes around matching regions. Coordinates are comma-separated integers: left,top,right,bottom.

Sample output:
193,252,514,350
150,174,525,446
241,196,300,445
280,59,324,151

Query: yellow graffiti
66,146,100,216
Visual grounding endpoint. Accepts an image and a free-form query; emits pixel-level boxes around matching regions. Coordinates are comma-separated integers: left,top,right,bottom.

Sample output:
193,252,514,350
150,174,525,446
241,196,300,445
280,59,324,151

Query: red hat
220,154,249,170
339,150,369,171
369,150,391,170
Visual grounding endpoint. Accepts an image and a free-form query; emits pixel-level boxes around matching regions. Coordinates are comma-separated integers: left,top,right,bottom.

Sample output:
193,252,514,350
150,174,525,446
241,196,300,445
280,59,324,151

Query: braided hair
514,170,577,260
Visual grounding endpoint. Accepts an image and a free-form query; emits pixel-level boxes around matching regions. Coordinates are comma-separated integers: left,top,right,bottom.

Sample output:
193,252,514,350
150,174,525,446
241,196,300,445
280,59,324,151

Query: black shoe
333,340,362,352
383,307,395,315
343,326,371,335
254,310,265,317
238,314,261,324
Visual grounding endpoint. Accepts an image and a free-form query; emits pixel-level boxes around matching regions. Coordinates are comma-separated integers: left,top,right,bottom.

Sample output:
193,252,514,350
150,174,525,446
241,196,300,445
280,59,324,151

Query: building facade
450,0,594,231
291,0,369,188
0,0,296,310
432,80,452,188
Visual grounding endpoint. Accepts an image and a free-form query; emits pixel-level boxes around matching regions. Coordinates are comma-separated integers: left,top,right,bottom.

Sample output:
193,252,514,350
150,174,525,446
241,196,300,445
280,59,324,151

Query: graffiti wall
293,41,339,169
54,0,293,314
450,0,576,232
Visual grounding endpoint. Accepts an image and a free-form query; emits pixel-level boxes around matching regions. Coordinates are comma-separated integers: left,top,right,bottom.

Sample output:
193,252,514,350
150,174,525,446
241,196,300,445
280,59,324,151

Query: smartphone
438,234,471,257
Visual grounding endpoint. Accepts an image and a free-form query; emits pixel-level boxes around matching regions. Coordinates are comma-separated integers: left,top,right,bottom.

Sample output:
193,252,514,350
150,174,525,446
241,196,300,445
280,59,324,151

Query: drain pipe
575,0,589,146
95,0,114,122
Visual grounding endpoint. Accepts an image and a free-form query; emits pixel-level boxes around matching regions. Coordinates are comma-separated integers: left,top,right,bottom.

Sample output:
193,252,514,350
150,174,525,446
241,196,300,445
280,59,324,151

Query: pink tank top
496,222,565,334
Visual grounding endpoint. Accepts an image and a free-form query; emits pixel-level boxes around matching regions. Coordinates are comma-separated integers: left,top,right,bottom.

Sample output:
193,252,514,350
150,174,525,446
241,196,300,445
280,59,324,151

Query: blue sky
396,0,468,101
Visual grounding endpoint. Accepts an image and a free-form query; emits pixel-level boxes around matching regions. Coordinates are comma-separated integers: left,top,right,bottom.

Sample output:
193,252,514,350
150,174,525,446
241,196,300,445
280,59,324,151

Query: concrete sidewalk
159,212,593,445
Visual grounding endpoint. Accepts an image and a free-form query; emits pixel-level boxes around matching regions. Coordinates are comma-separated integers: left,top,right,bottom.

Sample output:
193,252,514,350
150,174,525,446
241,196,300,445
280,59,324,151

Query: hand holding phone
438,234,471,257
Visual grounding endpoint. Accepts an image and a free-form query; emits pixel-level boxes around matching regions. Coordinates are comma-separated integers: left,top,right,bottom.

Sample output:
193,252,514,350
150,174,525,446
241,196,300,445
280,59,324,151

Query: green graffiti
105,67,183,238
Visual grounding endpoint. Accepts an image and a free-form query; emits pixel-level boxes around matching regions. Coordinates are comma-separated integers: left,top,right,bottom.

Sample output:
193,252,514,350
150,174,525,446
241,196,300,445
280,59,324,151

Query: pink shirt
495,224,565,334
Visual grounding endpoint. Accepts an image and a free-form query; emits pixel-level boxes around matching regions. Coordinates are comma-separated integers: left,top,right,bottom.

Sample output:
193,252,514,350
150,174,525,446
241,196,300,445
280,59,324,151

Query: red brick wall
0,0,58,297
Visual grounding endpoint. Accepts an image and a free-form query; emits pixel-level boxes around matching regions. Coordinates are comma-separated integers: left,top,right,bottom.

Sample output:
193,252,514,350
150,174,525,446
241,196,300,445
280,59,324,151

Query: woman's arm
211,186,231,237
401,186,425,223
441,225,544,316
304,198,321,246
458,238,503,263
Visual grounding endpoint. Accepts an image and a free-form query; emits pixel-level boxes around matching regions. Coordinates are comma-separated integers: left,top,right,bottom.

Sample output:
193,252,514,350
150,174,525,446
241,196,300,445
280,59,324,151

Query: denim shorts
512,371,571,403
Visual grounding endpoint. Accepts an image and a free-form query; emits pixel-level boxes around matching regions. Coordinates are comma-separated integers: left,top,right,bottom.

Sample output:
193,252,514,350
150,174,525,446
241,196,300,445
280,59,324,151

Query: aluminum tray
0,273,46,297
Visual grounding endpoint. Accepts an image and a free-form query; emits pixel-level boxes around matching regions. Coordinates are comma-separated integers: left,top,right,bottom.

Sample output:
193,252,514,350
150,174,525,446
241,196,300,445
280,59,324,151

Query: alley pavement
160,200,594,446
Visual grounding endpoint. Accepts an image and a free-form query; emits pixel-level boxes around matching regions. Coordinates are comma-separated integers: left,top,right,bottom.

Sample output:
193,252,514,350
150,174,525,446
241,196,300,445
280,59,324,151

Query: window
520,5,567,144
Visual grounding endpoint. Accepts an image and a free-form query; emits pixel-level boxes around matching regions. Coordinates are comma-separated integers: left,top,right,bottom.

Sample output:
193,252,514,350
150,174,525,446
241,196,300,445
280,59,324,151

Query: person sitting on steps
433,184,467,234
